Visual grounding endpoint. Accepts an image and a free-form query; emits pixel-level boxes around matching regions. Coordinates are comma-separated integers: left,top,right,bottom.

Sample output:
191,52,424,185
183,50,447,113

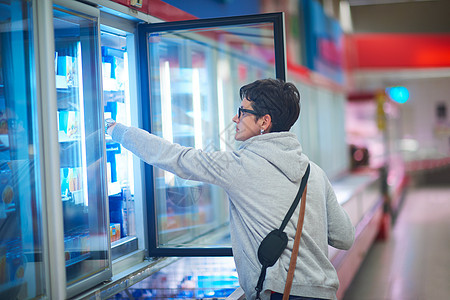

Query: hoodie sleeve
325,177,355,250
111,123,238,189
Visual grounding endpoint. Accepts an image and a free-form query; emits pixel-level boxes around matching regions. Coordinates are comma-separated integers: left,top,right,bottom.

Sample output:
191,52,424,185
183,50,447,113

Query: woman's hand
105,118,117,135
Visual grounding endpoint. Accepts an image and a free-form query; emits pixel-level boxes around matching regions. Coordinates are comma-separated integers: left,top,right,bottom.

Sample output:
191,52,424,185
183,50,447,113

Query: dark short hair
239,78,300,132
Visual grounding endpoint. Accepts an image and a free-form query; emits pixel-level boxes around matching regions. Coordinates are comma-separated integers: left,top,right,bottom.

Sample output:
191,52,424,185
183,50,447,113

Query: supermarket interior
0,0,449,299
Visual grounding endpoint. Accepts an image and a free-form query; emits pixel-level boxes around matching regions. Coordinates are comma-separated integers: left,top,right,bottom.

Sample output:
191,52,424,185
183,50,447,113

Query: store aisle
343,184,450,300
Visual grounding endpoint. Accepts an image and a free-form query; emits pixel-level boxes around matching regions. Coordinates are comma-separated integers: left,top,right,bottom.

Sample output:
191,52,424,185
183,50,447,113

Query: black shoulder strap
279,164,310,232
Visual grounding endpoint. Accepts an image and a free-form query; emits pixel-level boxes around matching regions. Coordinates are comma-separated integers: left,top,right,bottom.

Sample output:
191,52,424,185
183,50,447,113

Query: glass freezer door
53,2,110,296
0,1,46,298
101,28,138,258
138,13,286,256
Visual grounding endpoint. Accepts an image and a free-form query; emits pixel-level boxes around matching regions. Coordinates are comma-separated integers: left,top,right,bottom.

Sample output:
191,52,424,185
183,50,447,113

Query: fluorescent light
160,61,174,185
217,78,226,151
76,42,89,207
160,61,173,143
192,68,203,149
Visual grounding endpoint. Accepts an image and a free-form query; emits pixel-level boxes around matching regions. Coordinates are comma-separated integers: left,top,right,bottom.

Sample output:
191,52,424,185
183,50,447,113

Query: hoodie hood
239,132,310,182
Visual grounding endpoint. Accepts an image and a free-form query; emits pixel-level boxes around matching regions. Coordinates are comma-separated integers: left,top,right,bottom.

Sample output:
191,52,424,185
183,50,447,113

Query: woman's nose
232,114,238,123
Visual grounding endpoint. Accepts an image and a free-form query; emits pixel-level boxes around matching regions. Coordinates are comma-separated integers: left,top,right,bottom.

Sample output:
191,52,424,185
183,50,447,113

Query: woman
106,79,354,300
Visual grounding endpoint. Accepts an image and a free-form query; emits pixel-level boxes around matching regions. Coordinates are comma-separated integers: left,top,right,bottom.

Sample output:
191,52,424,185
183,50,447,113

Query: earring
260,129,265,135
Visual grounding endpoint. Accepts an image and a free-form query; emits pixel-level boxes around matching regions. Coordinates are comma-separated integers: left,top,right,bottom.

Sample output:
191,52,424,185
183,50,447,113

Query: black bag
258,229,288,267
255,164,310,300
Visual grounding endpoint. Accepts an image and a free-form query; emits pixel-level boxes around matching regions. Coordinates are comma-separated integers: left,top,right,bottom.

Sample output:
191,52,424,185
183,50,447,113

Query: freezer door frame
137,12,286,257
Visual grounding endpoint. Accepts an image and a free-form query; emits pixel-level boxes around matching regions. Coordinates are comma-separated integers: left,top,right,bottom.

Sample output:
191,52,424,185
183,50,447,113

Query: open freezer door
138,13,286,256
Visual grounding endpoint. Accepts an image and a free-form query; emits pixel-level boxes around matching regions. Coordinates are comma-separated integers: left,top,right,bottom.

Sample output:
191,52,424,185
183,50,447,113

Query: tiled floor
343,184,450,300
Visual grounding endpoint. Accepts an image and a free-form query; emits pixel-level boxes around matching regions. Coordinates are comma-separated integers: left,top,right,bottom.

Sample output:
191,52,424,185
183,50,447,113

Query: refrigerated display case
138,13,286,256
0,1,47,298
4,1,289,296
53,1,110,296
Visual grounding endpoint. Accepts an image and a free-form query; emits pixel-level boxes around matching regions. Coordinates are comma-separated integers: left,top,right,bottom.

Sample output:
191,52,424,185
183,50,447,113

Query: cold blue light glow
387,86,409,103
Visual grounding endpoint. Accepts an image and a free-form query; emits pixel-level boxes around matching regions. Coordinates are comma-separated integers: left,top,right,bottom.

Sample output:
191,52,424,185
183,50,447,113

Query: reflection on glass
111,257,238,298
101,29,136,249
54,5,108,287
0,1,46,298
147,23,277,248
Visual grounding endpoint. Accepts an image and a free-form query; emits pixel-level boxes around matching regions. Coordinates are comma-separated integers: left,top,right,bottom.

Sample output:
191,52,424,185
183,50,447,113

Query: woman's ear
260,114,272,132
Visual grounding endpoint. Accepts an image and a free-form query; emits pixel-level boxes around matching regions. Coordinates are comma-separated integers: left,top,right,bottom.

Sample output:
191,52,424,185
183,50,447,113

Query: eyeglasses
237,107,259,119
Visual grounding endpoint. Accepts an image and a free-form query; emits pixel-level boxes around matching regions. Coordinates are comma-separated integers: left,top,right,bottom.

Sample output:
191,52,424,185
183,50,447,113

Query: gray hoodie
111,124,355,300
